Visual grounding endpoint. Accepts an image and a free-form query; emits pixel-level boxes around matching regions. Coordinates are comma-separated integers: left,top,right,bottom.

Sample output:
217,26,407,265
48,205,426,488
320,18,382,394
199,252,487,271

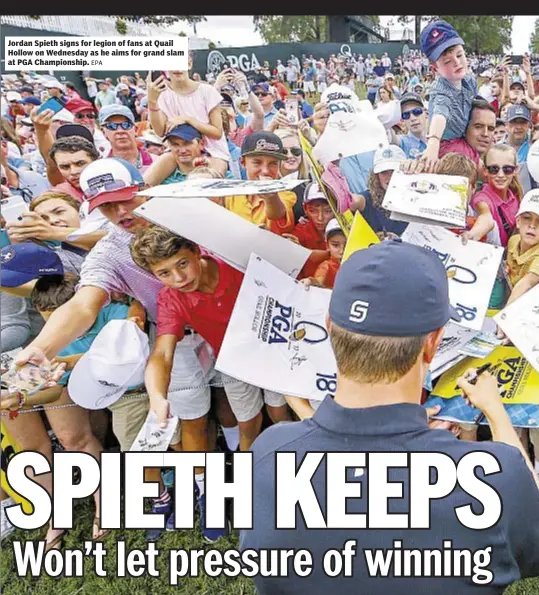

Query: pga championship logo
207,50,261,75
266,300,328,345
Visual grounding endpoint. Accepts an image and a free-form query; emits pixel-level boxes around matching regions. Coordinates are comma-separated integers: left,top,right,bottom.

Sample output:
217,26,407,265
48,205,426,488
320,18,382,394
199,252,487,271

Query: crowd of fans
1,20,539,560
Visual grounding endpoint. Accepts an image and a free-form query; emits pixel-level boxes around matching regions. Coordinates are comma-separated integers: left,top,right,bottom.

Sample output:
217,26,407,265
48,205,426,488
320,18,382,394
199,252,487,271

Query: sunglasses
486,164,517,175
75,112,96,120
285,147,302,157
103,121,134,131
254,92,268,97
402,107,424,120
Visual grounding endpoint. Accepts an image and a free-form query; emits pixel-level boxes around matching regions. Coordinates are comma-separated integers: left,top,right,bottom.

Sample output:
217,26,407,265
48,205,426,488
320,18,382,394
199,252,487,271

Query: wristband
148,106,161,113
427,134,441,141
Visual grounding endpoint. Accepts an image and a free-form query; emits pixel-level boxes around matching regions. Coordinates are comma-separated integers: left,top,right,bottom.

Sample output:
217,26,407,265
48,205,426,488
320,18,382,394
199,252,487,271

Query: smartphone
1,196,28,224
2,362,52,396
510,55,523,66
150,71,164,83
285,97,300,125
36,96,65,115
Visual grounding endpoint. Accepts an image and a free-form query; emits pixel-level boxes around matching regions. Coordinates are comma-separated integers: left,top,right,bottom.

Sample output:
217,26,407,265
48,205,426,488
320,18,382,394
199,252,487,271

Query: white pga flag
495,285,539,374
402,224,503,331
216,254,337,401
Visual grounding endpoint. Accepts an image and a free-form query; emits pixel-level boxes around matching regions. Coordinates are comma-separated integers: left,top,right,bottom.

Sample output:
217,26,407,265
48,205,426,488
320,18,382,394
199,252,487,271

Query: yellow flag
342,211,380,262
1,422,33,513
431,346,539,405
298,130,352,237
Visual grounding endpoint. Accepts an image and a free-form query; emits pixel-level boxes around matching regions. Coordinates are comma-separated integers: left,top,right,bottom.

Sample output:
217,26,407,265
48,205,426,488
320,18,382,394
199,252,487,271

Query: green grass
1,499,537,594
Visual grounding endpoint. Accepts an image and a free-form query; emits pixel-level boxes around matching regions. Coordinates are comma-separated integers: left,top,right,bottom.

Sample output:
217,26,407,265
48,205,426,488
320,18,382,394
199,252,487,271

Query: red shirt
156,256,243,356
274,82,289,101
291,219,327,278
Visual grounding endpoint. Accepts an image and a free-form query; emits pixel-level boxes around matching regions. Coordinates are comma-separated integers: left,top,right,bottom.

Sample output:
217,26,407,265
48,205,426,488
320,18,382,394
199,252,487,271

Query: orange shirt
314,258,341,289
224,190,296,234
291,219,328,278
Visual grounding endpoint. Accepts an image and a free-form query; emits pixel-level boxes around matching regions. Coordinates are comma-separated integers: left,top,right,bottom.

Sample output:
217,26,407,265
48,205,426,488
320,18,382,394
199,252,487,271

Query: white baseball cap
44,79,64,90
373,145,406,174
79,157,144,211
303,182,328,204
68,320,150,410
6,91,21,102
325,218,343,238
516,189,539,218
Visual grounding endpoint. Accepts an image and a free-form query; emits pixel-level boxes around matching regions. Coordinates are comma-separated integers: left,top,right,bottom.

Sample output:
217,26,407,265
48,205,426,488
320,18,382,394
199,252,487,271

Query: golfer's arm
29,286,108,359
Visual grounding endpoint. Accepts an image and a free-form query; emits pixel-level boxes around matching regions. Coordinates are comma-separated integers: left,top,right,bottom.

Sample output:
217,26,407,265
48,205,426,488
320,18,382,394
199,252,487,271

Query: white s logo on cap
349,300,369,323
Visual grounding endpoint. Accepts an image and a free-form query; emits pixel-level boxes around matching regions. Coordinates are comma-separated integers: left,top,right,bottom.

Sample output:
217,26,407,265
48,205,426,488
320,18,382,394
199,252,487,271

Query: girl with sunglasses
471,145,524,308
274,129,309,223
471,144,523,248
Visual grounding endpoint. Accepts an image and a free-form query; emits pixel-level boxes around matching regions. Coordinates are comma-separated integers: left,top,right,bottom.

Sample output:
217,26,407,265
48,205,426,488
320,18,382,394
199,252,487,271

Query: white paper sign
134,197,310,278
495,285,539,373
431,322,476,378
137,178,307,198
216,254,337,401
129,411,179,452
402,224,503,331
313,108,388,166
382,170,468,228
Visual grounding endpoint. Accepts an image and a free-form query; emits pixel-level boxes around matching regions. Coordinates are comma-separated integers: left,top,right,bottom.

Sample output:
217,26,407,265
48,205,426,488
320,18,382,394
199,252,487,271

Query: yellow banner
343,211,380,262
431,346,539,405
298,130,353,237
1,421,33,514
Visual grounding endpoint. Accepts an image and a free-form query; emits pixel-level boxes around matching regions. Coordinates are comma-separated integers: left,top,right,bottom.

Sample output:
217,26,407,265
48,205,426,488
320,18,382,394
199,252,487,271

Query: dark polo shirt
241,397,539,594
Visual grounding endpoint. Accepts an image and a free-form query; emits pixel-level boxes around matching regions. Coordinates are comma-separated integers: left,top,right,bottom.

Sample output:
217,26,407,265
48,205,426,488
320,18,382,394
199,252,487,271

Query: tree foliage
113,16,206,27
395,15,513,54
531,17,539,54
253,16,330,43
438,16,513,54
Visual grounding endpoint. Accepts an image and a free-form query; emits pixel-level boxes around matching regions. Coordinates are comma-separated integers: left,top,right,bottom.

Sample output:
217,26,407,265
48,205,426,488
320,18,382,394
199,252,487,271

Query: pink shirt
439,138,480,166
321,162,354,213
470,183,519,247
53,182,84,203
158,83,230,162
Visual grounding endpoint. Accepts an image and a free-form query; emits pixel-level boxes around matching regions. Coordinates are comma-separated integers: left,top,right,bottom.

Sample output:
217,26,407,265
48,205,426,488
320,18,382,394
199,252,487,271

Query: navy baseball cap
241,131,286,160
164,124,202,142
400,92,424,108
251,82,270,94
421,20,464,62
505,104,531,123
329,240,460,337
1,243,64,288
22,96,41,106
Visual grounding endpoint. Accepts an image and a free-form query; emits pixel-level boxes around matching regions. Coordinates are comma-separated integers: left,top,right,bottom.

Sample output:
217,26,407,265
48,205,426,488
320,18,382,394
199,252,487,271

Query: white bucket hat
68,320,149,410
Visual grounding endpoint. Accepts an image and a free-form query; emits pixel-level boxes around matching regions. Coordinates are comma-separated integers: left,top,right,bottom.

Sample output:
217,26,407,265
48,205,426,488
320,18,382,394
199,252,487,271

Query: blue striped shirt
428,73,478,141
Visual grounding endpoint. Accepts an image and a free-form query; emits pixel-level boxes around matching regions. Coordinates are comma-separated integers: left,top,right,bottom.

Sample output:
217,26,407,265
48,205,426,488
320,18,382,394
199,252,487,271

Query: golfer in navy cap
241,240,539,595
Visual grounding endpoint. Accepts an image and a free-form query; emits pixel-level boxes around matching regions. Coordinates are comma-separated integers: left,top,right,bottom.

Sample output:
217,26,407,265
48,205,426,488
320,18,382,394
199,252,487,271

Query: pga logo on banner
216,254,337,402
402,224,503,331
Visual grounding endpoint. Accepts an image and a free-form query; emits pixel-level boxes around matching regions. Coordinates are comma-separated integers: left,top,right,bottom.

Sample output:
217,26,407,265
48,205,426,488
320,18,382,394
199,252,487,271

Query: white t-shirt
93,129,111,157
157,83,230,162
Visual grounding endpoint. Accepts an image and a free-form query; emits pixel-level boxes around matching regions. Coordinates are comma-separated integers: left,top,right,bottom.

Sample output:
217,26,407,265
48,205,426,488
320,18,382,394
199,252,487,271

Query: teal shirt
58,302,130,385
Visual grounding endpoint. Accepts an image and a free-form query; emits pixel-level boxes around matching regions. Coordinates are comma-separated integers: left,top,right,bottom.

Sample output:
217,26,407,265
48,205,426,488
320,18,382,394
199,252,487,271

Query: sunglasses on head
103,121,134,131
285,147,302,157
402,107,424,120
75,112,96,120
486,164,517,175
